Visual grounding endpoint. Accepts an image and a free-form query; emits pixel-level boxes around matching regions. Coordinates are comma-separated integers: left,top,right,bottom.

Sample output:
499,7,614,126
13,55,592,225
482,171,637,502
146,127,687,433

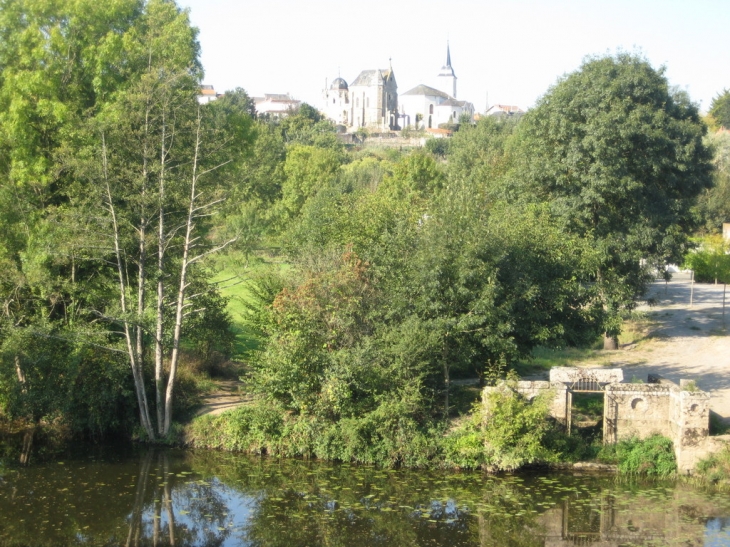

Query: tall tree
709,89,730,130
511,53,713,348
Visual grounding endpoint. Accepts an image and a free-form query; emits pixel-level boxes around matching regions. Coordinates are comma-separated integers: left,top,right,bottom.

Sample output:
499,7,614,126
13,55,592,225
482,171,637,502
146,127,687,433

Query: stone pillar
672,382,711,473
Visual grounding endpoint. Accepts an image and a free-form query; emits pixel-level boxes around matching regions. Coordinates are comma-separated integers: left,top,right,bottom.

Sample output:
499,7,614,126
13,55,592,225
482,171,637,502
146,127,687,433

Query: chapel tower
436,42,457,98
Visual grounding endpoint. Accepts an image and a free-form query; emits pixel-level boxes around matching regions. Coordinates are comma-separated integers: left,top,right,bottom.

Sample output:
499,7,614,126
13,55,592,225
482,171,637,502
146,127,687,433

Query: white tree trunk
102,134,155,440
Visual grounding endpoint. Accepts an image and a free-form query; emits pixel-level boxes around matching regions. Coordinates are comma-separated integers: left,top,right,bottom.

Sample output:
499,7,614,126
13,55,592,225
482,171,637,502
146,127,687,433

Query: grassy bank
183,380,679,476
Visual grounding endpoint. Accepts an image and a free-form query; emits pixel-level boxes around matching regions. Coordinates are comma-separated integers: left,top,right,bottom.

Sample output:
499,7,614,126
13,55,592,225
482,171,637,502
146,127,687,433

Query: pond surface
1,434,730,546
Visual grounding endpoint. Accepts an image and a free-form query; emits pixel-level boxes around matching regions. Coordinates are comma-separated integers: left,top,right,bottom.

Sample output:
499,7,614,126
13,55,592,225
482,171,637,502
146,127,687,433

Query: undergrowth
694,445,730,485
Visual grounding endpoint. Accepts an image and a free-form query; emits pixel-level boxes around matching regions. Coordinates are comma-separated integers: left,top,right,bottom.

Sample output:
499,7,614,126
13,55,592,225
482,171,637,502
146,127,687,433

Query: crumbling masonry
483,367,730,473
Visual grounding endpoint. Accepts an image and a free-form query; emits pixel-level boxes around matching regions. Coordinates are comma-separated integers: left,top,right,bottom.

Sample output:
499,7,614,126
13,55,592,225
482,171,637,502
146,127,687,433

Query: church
322,63,399,130
322,44,474,132
399,43,475,130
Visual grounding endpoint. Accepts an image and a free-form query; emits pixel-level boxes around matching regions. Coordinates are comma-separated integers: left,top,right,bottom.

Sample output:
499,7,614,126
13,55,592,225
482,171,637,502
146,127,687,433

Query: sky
178,0,730,114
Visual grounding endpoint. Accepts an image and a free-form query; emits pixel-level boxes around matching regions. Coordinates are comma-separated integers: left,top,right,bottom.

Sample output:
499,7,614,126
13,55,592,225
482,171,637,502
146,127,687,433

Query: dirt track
195,379,248,417
590,275,730,422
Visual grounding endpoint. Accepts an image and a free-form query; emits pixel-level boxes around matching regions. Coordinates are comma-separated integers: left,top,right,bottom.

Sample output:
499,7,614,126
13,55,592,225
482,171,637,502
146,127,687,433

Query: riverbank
2,443,730,547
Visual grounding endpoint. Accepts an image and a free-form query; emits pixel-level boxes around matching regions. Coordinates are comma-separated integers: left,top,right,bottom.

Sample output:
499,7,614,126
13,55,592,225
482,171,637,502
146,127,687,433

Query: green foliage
599,435,677,476
694,445,730,484
424,137,450,157
447,115,517,196
683,235,730,284
280,144,342,219
694,131,730,232
511,52,713,335
709,89,730,130
0,324,135,436
443,376,558,471
0,0,242,438
480,379,555,471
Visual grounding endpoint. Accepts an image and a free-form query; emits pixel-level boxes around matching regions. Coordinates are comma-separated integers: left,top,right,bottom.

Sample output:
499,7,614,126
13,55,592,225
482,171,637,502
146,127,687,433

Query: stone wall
482,368,729,472
604,383,673,443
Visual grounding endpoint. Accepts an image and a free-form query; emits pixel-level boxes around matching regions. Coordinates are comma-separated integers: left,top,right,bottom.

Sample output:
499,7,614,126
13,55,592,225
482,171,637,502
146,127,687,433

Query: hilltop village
200,43,523,133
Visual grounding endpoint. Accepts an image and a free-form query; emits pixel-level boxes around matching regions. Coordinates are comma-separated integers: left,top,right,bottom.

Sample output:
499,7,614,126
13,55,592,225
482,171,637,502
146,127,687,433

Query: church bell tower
437,41,457,98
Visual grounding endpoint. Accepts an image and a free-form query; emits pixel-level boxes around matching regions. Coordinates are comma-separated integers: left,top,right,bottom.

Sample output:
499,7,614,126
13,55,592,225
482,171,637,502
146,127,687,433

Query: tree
511,53,714,348
280,144,342,219
709,89,730,130
695,131,730,232
0,0,145,428
684,235,730,324
683,235,730,285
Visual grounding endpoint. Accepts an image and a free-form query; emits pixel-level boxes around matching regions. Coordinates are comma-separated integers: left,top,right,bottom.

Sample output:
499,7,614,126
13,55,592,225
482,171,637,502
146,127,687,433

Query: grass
694,445,730,485
572,393,604,422
211,252,291,360
516,313,654,373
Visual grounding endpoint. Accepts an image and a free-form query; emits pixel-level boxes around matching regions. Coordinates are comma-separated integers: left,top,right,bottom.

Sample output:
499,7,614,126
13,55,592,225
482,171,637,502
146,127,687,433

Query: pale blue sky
179,0,729,113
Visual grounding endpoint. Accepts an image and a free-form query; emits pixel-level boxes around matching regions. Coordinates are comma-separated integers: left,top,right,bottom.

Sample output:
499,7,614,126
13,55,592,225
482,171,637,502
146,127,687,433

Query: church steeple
437,41,457,98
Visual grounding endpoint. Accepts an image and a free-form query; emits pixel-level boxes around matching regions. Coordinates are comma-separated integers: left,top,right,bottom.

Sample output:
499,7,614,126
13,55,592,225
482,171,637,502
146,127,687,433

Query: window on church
429,104,434,114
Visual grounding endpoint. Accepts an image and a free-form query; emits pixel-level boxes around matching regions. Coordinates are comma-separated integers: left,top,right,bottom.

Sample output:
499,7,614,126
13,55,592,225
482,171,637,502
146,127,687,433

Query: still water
1,436,729,546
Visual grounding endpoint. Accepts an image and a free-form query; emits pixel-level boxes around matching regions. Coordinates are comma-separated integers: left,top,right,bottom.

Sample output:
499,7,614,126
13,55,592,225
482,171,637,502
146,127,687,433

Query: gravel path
618,276,730,422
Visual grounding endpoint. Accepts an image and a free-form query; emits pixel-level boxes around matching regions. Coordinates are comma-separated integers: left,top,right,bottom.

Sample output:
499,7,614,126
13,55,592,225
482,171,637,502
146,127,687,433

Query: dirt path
195,379,250,417
621,276,730,421
572,275,730,422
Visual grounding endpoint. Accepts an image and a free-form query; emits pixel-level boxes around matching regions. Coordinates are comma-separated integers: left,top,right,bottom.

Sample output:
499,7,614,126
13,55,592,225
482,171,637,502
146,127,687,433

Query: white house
254,93,301,118
198,85,220,104
485,104,524,117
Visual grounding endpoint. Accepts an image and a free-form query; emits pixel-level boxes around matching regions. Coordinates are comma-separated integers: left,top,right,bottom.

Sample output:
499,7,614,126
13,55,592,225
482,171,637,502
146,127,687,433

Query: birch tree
91,0,244,439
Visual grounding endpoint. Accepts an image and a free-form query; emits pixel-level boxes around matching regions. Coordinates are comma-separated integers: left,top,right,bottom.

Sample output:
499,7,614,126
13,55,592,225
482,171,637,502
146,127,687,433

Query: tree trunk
603,333,619,350
102,133,155,441
442,342,450,419
161,112,200,437
14,355,26,386
155,112,168,436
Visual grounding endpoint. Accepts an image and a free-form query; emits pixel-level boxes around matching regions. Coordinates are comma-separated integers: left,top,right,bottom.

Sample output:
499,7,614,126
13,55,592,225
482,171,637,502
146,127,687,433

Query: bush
598,435,677,476
695,445,730,485
443,375,557,472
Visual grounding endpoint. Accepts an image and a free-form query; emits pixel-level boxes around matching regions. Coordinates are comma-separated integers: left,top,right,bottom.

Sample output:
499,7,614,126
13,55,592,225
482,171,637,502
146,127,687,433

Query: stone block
550,366,624,384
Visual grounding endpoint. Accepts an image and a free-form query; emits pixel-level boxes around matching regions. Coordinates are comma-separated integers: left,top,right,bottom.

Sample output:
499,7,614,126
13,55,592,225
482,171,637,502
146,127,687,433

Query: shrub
604,435,677,476
694,445,730,485
444,375,557,472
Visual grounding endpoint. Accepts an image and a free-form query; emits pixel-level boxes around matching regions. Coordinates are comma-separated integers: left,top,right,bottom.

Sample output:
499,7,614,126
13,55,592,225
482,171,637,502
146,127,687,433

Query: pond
1,433,730,546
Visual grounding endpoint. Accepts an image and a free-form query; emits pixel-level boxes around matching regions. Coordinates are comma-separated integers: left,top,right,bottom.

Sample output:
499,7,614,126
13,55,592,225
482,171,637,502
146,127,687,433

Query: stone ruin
483,367,730,473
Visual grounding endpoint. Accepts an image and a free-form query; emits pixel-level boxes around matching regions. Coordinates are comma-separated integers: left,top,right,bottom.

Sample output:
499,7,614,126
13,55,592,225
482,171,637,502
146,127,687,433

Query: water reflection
0,443,729,546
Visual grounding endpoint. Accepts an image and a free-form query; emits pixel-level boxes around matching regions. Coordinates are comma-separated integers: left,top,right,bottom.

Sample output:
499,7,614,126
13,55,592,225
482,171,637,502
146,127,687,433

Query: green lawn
211,253,291,360
515,313,654,375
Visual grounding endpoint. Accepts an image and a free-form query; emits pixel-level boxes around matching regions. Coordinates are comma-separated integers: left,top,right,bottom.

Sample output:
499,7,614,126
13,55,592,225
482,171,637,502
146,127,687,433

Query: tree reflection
125,449,229,547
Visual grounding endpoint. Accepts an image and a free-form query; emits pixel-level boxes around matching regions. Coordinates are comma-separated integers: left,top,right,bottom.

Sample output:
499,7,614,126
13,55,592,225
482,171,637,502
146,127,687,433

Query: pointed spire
446,41,452,68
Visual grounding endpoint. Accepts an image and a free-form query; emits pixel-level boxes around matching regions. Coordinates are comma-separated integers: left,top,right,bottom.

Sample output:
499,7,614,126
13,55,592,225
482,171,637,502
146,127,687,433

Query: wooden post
690,270,694,308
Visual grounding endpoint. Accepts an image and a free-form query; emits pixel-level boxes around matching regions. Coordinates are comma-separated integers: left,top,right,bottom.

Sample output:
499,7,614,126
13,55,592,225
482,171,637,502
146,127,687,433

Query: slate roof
438,99,467,107
401,85,451,99
350,69,392,87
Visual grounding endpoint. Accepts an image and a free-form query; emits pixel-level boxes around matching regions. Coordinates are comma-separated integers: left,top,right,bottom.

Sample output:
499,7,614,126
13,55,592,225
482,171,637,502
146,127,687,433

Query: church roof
438,42,455,78
401,84,450,99
330,77,348,90
351,69,392,87
438,99,467,107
